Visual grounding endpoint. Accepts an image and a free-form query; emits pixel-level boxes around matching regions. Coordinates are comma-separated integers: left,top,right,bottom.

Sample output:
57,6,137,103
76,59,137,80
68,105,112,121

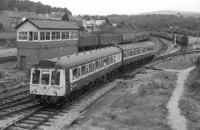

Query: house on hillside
82,19,106,32
0,11,47,31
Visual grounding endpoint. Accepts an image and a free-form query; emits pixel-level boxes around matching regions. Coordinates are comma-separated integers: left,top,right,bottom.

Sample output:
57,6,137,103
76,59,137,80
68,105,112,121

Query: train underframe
30,55,155,105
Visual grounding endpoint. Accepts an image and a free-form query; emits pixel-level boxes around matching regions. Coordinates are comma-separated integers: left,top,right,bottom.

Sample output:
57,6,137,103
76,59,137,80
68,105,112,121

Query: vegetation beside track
179,56,200,130
67,70,176,130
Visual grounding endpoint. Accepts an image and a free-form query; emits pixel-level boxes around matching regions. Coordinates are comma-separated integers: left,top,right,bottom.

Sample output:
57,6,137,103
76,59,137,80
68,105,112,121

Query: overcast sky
31,0,200,15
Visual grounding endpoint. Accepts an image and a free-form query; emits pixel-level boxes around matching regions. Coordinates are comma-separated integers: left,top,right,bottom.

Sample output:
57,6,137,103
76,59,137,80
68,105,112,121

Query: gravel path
167,66,195,130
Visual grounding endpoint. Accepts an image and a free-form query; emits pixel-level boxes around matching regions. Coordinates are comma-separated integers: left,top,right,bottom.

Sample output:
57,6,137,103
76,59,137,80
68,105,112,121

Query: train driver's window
32,69,40,84
41,71,50,85
51,71,60,85
72,68,78,80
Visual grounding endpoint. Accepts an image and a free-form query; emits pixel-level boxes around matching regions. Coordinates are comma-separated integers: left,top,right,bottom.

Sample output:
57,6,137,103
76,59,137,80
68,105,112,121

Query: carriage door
20,56,26,70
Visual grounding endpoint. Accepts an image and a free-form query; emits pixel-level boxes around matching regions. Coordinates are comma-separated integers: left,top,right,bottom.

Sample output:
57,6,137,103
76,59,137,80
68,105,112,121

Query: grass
86,71,176,130
179,65,200,130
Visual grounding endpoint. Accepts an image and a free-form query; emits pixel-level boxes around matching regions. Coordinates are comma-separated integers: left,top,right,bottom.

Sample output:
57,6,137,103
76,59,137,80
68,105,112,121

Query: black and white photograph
0,0,200,129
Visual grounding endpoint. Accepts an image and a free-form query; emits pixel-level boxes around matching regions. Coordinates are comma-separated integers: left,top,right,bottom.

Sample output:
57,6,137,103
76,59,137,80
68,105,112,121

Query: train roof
119,41,154,51
33,41,154,69
34,46,121,69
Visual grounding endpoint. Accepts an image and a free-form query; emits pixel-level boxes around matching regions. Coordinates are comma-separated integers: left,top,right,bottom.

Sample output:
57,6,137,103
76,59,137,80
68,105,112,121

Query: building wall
17,40,78,69
17,22,39,32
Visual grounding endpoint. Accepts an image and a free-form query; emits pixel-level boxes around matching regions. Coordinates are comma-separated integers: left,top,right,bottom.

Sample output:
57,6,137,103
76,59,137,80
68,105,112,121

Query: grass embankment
71,70,177,130
179,57,200,130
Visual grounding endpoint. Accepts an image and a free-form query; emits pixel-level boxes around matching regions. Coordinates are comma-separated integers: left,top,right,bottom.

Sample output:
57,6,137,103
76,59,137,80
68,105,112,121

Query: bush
0,71,4,79
193,56,200,66
189,81,200,95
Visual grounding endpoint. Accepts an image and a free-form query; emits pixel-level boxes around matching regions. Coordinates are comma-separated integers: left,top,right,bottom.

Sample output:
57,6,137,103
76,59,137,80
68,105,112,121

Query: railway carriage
120,42,155,66
29,42,155,104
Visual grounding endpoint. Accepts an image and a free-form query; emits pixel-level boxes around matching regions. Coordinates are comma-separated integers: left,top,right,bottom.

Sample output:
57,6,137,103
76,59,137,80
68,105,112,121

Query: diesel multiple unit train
30,41,155,104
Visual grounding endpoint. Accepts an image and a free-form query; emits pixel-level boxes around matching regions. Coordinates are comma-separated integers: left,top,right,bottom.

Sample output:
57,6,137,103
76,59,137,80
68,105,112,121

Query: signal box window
46,32,50,40
32,69,40,84
40,32,45,40
34,32,38,40
18,32,28,40
56,32,60,39
51,71,60,85
52,32,56,40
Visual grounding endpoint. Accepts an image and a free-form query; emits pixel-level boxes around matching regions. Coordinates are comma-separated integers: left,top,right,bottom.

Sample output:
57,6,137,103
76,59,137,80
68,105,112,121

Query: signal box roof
15,18,80,30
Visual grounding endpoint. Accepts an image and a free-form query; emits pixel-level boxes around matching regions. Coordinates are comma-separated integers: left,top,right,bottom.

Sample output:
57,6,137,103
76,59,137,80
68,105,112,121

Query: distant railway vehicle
150,31,188,46
78,32,150,51
29,41,155,104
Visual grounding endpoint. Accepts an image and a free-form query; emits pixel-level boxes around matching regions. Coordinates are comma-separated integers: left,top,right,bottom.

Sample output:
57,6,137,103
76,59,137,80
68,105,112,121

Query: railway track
155,37,168,56
0,56,17,63
1,47,200,130
1,76,113,130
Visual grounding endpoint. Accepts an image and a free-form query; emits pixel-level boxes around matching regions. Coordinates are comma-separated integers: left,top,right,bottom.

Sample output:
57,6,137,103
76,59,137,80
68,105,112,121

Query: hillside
107,14,200,36
0,0,71,15
142,10,200,18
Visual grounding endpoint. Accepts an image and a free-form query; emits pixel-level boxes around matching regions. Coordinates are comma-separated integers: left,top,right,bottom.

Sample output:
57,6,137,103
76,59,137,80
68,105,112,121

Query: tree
0,0,8,11
62,13,70,21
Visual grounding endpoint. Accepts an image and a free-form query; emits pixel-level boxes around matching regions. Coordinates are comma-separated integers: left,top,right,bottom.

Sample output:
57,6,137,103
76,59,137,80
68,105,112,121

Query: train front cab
29,68,66,104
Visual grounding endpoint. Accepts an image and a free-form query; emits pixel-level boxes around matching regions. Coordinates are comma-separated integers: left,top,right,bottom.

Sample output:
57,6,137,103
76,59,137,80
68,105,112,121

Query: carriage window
95,61,99,69
41,70,50,85
32,69,40,84
112,56,114,63
51,71,60,85
106,57,110,65
73,68,78,80
93,62,96,71
98,60,101,68
81,65,86,76
85,64,89,74
137,49,140,54
123,52,126,58
89,63,93,73
127,51,130,57
103,58,107,67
